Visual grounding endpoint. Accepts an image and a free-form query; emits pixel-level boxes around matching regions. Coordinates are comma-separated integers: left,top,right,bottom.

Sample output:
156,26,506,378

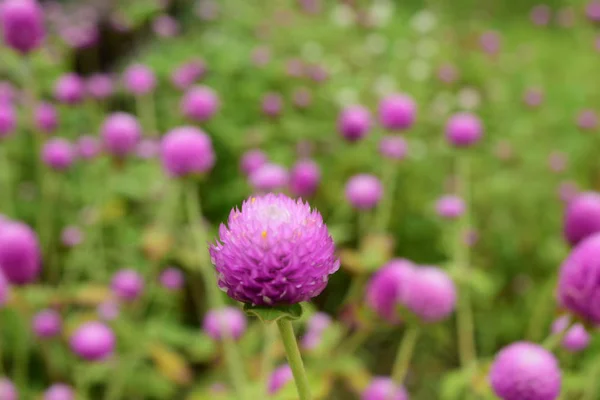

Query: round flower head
338,105,371,142
587,1,600,22
42,138,75,171
262,93,283,117
404,266,456,322
180,85,220,122
160,126,215,177
0,0,45,54
111,269,144,302
54,73,85,105
87,74,114,100
378,93,417,131
77,135,100,160
445,113,483,147
0,103,16,138
435,195,465,219
345,174,383,210
249,163,289,192
35,102,58,134
0,378,17,400
489,342,561,400
32,309,62,339
44,383,74,400
209,193,340,306
523,88,544,108
558,233,600,324
240,149,268,176
576,109,598,131
159,267,184,291
366,259,415,323
61,226,83,247
362,377,408,400
202,307,247,341
289,159,321,197
100,112,142,158
563,192,600,246
123,64,156,95
551,316,590,352
531,4,551,26
379,136,407,160
0,221,41,284
0,271,8,307
480,30,501,55
70,321,115,361
171,59,206,90
268,364,293,395
301,311,332,349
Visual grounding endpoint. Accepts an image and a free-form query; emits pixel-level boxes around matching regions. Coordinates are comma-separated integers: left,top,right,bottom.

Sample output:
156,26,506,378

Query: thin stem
260,323,277,396
12,302,30,391
582,357,600,400
391,325,420,384
374,160,399,232
137,94,158,138
0,144,14,216
276,319,313,400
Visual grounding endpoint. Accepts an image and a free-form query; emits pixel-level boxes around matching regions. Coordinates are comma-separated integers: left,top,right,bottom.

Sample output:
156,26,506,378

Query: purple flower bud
0,271,9,307
362,377,408,400
123,64,156,96
159,267,184,291
366,259,415,323
42,138,75,171
0,103,16,138
0,0,45,54
43,383,74,400
345,174,383,210
587,0,600,22
445,113,483,147
54,73,85,105
0,221,41,285
563,192,600,246
338,105,371,142
100,112,142,158
404,266,456,323
378,94,417,131
489,342,561,400
292,87,312,109
480,30,501,55
435,195,465,219
202,307,247,341
111,269,144,302
97,300,119,321
87,74,114,100
289,159,320,197
268,365,293,395
576,109,598,131
240,149,268,176
136,138,159,160
76,135,100,160
530,5,551,26
523,87,544,108
438,63,458,84
249,163,289,192
0,378,17,400
152,14,179,38
35,103,58,134
171,60,206,90
180,86,220,122
160,126,215,177
379,136,407,160
32,309,62,339
70,321,115,361
262,93,283,117
551,316,590,352
61,226,83,247
209,193,340,306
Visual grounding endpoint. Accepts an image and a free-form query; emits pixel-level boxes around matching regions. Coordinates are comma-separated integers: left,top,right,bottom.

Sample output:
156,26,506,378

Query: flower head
171,60,206,90
240,149,268,176
268,364,293,395
43,383,75,400
42,138,75,171
345,174,383,210
338,105,371,142
77,135,100,160
262,93,283,117
87,74,114,100
209,194,339,306
362,377,408,400
111,269,144,302
404,266,456,322
54,73,85,105
0,0,45,54
379,136,407,160
0,103,16,139
202,307,247,341
289,159,321,197
0,271,8,307
551,316,590,352
32,309,62,339
160,126,215,177
0,378,17,400
366,259,415,323
249,163,289,192
563,192,600,246
180,85,220,122
435,195,465,219
445,113,483,147
100,112,142,158
159,267,184,291
123,64,156,95
378,93,417,131
70,321,115,361
35,103,58,134
0,221,41,284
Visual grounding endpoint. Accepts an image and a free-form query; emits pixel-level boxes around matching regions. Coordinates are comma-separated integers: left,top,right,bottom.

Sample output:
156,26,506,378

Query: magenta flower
42,138,75,171
366,259,415,323
100,112,142,158
0,378,17,400
111,269,144,302
489,342,561,400
301,312,332,349
0,271,8,307
551,316,590,352
171,60,206,90
338,105,371,142
404,266,456,323
262,93,283,117
438,63,459,84
0,103,16,138
379,136,407,160
289,159,321,197
97,300,120,322
43,383,74,400
240,149,268,176
292,87,312,109
249,163,289,192
345,174,383,210
0,0,45,54
160,126,215,177
523,87,544,108
76,135,100,160
70,321,115,361
362,377,408,400
251,45,271,67
180,86,220,122
587,0,600,22
435,195,465,219
202,307,247,341
530,5,551,26
445,113,483,147
54,73,85,105
378,93,417,131
563,192,600,246
268,364,293,395
159,267,184,291
136,138,159,160
480,30,501,55
32,309,62,339
61,226,83,247
209,194,339,305
0,221,41,284
576,109,598,131
87,74,114,100
34,103,58,134
123,64,156,96
152,14,179,38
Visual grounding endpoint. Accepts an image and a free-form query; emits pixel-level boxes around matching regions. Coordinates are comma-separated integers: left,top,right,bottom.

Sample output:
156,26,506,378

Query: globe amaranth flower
87,74,114,100
530,4,551,26
123,63,156,95
0,378,17,400
480,30,501,55
97,300,120,321
160,126,215,177
159,267,185,291
0,221,41,284
152,14,179,38
404,266,456,323
101,112,142,158
202,307,247,341
435,195,465,219
111,269,144,302
249,163,289,192
32,309,62,339
70,321,115,361
379,136,407,160
240,149,268,176
338,105,371,142
362,377,408,400
0,103,16,138
489,341,561,400
35,102,58,134
558,232,600,324
378,93,417,131
563,191,600,246
0,0,45,54
523,87,544,108
43,383,75,400
289,159,321,197
42,138,75,171
551,316,590,353
0,271,8,307
209,193,340,306
366,259,415,323
180,85,220,122
576,109,598,131
345,174,383,210
54,73,85,105
262,92,283,117
301,311,332,350
445,113,483,147
171,59,206,90
268,364,293,395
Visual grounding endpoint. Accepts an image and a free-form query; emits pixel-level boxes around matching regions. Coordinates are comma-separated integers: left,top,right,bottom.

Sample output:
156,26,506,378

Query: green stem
137,94,158,138
582,358,600,400
260,323,277,396
276,319,313,400
0,144,14,216
542,320,572,351
391,325,420,384
336,328,371,356
12,308,30,391
374,160,399,232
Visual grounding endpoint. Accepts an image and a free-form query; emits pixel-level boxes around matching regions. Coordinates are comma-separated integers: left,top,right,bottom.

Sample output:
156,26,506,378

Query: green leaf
243,303,304,323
